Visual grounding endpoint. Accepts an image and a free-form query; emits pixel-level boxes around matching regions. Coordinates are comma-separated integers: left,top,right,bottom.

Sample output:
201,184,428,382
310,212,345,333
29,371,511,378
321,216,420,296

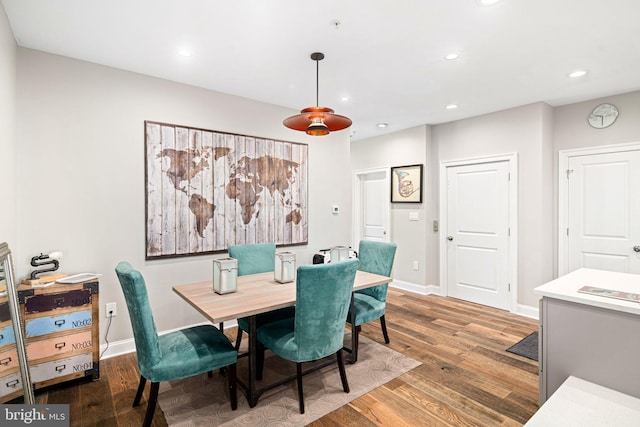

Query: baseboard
99,319,238,360
390,280,439,296
515,303,539,320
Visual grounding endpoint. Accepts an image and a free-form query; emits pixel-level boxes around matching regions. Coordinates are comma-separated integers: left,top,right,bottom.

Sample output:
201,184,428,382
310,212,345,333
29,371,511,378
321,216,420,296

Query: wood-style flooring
32,289,539,426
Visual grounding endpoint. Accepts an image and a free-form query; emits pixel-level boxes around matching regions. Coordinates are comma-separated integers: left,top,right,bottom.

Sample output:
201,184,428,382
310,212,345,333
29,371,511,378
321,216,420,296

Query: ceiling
2,0,639,141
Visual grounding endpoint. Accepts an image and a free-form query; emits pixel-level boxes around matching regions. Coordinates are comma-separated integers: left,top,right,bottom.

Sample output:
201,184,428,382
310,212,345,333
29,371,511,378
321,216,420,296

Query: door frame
558,141,640,276
439,153,519,312
352,167,391,246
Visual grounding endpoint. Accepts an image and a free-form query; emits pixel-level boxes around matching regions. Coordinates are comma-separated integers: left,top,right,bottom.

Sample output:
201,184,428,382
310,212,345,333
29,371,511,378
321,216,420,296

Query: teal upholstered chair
256,258,359,414
115,262,238,427
346,240,397,362
228,242,295,351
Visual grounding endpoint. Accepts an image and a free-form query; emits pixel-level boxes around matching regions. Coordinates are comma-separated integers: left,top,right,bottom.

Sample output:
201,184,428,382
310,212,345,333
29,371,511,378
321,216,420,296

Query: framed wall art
391,164,423,203
145,121,308,260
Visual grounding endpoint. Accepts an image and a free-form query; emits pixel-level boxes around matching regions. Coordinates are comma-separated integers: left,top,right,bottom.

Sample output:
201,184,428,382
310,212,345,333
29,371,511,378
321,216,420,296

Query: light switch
433,220,439,232
332,205,339,214
409,212,419,221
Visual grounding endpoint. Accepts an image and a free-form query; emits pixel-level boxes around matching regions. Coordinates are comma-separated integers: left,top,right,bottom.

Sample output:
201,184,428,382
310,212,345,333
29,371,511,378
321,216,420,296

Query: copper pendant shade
283,52,352,136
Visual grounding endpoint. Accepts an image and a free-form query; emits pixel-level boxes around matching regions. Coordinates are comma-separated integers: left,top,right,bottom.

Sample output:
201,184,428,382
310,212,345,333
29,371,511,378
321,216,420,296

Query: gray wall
350,125,437,290
434,102,555,309
351,92,640,311
14,48,353,344
0,6,16,246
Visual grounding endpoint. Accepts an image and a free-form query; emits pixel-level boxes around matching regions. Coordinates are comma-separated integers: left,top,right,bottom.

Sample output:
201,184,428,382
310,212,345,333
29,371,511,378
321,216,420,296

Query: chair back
357,240,397,302
115,261,161,379
294,258,359,362
228,242,276,276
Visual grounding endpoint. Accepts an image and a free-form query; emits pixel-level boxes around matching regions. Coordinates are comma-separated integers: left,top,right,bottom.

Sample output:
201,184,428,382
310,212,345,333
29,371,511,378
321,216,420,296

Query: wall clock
587,103,619,129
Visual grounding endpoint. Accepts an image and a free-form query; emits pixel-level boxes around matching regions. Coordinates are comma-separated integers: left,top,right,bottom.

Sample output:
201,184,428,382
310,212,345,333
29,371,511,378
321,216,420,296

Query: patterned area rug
158,335,420,426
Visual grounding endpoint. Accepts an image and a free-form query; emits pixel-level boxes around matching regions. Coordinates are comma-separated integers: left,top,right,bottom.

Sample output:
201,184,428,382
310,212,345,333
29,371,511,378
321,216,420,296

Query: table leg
247,315,259,407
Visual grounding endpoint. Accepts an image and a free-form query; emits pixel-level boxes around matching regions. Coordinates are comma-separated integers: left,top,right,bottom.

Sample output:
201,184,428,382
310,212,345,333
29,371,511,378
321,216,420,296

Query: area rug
158,335,420,426
506,331,538,361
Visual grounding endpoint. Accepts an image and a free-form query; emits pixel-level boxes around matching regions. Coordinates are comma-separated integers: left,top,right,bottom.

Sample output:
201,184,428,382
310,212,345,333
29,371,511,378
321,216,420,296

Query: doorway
439,154,518,311
558,143,640,275
352,168,391,245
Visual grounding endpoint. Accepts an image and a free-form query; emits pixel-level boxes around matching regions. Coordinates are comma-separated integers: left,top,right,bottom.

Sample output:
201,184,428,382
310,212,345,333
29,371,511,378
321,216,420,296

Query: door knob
634,246,640,253
447,236,454,241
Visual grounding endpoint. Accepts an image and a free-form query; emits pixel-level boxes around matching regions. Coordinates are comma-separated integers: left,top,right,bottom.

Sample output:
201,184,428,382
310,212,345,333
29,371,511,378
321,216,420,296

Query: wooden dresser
17,279,100,390
0,294,25,402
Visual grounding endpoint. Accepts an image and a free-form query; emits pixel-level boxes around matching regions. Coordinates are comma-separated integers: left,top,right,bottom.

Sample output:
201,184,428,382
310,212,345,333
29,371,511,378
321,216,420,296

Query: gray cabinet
536,268,640,404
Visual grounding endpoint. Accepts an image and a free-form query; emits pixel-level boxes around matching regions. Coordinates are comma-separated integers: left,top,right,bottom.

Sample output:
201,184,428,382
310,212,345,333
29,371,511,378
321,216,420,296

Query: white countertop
534,268,640,316
525,376,640,426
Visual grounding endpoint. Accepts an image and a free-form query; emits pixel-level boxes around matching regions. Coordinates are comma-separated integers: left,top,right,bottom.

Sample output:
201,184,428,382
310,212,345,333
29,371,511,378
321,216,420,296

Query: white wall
15,48,352,344
350,126,437,290
0,5,16,246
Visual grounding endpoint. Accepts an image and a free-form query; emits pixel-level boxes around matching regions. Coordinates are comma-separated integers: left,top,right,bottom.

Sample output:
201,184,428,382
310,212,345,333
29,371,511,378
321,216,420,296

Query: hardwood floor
33,289,539,426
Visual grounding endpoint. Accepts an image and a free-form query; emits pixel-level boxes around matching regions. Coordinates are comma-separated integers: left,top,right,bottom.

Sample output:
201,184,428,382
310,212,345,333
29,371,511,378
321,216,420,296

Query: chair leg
227,363,238,410
296,362,305,414
380,315,390,344
133,375,146,407
143,382,159,427
350,323,360,363
234,327,243,351
337,350,350,393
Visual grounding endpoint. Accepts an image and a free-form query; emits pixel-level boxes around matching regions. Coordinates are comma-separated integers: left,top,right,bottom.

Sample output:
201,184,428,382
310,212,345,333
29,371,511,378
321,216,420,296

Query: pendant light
283,52,352,136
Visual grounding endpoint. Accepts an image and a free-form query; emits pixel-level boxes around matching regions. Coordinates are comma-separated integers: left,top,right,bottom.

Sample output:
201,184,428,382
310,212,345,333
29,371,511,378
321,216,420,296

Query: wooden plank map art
145,121,308,259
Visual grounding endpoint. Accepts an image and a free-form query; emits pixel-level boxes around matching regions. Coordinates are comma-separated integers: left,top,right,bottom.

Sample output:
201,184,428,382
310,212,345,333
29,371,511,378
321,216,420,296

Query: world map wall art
145,121,308,259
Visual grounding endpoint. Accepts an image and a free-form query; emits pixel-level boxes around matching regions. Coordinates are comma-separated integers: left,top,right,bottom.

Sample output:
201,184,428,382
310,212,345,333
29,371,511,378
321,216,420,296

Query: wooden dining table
172,269,392,407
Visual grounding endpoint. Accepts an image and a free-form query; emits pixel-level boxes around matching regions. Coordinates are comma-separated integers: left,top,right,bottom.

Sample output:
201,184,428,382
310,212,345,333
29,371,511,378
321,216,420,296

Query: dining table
172,269,392,407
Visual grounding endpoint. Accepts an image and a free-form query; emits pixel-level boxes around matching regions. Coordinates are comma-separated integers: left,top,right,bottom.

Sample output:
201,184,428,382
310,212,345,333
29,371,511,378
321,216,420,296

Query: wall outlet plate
105,302,117,318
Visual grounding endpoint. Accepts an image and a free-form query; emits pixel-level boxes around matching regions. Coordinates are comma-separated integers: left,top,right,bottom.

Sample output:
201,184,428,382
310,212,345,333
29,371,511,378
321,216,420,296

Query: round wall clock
587,103,619,129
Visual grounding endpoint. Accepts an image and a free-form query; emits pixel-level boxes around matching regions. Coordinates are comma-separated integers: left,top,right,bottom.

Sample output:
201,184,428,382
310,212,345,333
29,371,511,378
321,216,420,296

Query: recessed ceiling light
477,0,503,6
377,123,388,128
341,96,350,102
568,69,587,78
178,49,192,57
446,104,459,110
445,53,459,60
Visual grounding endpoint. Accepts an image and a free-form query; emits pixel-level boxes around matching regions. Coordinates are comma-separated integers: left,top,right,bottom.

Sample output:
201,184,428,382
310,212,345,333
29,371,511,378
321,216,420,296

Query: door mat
506,331,538,361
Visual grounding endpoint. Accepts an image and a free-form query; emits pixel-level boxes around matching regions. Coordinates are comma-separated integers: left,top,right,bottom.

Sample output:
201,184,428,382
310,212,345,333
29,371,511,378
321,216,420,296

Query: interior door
354,169,390,243
567,150,640,273
446,160,511,310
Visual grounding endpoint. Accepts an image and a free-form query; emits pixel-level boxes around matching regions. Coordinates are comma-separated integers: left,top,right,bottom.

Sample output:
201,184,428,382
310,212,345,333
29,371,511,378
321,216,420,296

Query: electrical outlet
105,302,117,318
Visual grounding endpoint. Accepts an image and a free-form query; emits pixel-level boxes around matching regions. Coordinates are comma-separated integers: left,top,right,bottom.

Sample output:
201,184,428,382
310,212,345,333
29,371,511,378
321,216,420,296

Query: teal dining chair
115,262,238,427
256,258,359,414
345,240,397,362
228,242,295,351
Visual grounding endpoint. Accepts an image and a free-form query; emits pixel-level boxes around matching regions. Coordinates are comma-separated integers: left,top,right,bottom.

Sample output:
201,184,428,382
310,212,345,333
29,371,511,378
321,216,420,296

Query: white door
566,150,640,274
353,169,390,244
445,160,511,310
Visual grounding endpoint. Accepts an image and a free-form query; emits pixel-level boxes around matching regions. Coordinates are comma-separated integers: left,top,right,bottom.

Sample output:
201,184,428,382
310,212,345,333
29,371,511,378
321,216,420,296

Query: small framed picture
391,164,423,203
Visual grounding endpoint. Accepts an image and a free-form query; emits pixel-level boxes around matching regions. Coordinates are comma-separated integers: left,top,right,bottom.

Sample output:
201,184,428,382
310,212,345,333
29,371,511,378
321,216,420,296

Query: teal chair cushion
350,240,397,326
352,293,387,326
257,259,359,363
228,242,295,333
115,262,237,383
228,242,276,276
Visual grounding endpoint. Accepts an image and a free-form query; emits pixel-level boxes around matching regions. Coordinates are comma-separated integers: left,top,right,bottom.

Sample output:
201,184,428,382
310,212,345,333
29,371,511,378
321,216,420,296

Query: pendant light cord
315,57,319,107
